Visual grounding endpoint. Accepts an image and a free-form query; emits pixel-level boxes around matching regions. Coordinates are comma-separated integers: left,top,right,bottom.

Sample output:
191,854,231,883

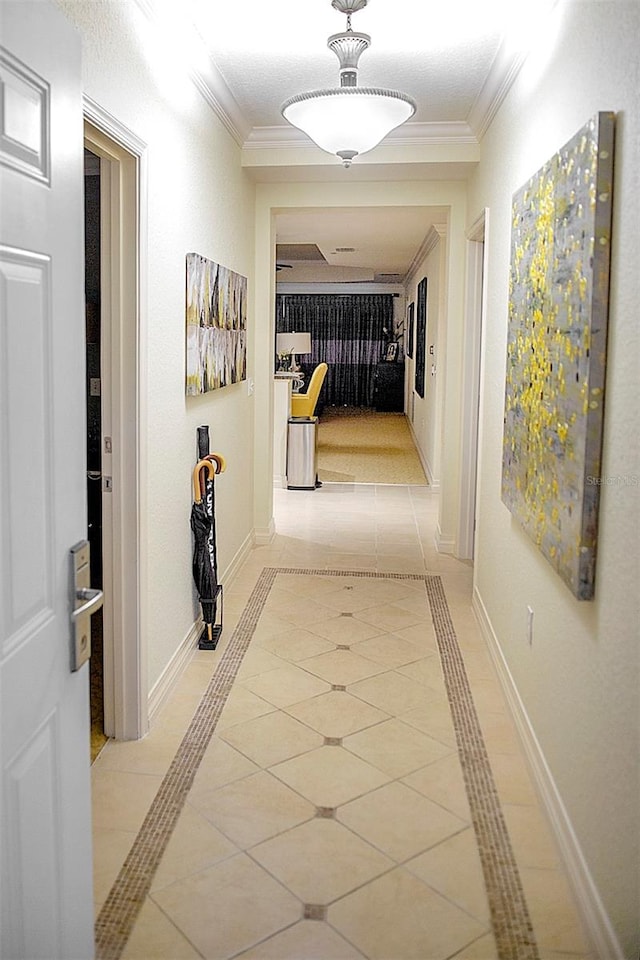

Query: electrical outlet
526,605,534,645
247,378,254,396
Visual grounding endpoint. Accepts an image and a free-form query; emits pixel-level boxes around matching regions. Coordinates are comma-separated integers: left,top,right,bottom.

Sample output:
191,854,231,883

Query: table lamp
276,332,312,372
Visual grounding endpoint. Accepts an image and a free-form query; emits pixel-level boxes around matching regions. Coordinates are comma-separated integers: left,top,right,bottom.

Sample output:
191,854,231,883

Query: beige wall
57,0,256,692
468,1,639,952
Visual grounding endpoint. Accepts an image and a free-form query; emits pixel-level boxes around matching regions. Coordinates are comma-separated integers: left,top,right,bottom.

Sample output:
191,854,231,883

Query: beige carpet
317,406,427,484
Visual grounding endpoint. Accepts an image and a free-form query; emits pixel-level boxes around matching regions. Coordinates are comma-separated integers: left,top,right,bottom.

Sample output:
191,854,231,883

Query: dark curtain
276,294,393,407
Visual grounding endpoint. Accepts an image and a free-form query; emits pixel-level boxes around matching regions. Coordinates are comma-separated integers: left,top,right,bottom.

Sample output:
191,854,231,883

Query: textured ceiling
192,20,501,129
145,0,550,278
182,0,534,134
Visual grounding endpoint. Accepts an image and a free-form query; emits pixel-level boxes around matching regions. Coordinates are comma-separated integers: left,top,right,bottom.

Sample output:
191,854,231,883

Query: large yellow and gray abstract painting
186,253,247,394
502,113,614,600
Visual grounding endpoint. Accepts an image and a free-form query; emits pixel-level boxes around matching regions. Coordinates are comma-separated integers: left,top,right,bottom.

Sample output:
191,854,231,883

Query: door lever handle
70,541,102,672
73,587,104,621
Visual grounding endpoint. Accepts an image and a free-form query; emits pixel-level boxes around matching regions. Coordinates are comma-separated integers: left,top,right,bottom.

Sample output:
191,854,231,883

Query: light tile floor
92,484,592,960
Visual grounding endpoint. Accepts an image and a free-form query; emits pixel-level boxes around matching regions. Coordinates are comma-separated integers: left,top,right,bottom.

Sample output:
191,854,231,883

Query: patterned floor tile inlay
425,575,539,960
95,566,539,960
94,567,279,960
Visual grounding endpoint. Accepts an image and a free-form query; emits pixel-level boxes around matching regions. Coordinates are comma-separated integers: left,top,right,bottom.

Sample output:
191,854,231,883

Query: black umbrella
191,458,223,648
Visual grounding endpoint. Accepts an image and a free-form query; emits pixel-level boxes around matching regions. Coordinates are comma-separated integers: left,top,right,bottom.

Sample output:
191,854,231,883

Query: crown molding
131,0,537,157
407,222,446,280
243,126,314,148
189,68,250,146
384,121,477,146
277,282,405,295
467,38,527,140
131,0,250,147
466,0,562,143
244,120,477,150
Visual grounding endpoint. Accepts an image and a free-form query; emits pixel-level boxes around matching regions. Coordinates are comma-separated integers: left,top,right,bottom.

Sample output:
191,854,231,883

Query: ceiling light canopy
281,0,416,167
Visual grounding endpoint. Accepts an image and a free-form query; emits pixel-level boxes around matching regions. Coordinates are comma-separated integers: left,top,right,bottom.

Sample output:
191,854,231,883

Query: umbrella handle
205,453,226,475
193,459,215,503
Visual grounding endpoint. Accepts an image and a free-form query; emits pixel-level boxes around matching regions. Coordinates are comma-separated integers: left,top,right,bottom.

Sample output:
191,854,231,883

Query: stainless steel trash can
287,416,318,490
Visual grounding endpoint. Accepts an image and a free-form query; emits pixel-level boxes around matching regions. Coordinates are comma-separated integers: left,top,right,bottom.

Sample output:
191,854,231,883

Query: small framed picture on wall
385,341,398,362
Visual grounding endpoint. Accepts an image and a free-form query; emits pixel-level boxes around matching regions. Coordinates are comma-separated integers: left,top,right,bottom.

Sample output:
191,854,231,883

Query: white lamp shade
276,332,312,355
282,87,416,158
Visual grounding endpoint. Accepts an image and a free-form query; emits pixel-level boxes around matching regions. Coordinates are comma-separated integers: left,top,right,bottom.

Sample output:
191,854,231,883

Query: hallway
92,484,590,960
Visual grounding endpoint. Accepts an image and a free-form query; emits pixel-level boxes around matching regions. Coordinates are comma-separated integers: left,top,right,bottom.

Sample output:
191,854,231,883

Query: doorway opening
84,148,106,760
457,211,488,561
84,109,146,744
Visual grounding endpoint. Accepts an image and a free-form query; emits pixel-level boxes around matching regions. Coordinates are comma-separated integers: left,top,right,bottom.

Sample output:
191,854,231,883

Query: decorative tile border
94,567,279,959
95,566,539,960
425,575,539,960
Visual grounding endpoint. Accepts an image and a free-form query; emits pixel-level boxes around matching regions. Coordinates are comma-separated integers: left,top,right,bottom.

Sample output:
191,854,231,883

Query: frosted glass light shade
281,87,416,161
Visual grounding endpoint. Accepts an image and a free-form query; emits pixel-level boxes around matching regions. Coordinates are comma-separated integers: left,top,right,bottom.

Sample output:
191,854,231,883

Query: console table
373,362,405,412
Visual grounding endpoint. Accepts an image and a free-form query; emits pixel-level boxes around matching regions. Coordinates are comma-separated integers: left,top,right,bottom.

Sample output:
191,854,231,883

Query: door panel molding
4,714,61,958
0,247,55,656
0,47,50,183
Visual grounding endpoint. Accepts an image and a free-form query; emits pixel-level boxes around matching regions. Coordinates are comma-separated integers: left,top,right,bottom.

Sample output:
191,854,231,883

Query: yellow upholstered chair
291,362,328,417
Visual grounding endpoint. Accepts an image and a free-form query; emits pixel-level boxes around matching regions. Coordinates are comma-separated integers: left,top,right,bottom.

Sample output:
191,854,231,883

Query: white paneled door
0,2,95,958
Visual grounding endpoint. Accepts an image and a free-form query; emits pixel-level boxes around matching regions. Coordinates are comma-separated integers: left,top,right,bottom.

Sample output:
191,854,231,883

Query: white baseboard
273,474,286,488
472,586,624,960
435,522,455,555
148,618,200,726
407,418,440,490
147,531,254,727
254,518,276,545
222,531,253,585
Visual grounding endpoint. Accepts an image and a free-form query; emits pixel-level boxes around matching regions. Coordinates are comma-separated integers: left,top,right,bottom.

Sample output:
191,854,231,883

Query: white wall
56,0,256,693
468,2,639,952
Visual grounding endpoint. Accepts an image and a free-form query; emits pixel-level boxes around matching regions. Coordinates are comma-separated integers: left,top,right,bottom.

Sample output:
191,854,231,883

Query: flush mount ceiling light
281,0,416,167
